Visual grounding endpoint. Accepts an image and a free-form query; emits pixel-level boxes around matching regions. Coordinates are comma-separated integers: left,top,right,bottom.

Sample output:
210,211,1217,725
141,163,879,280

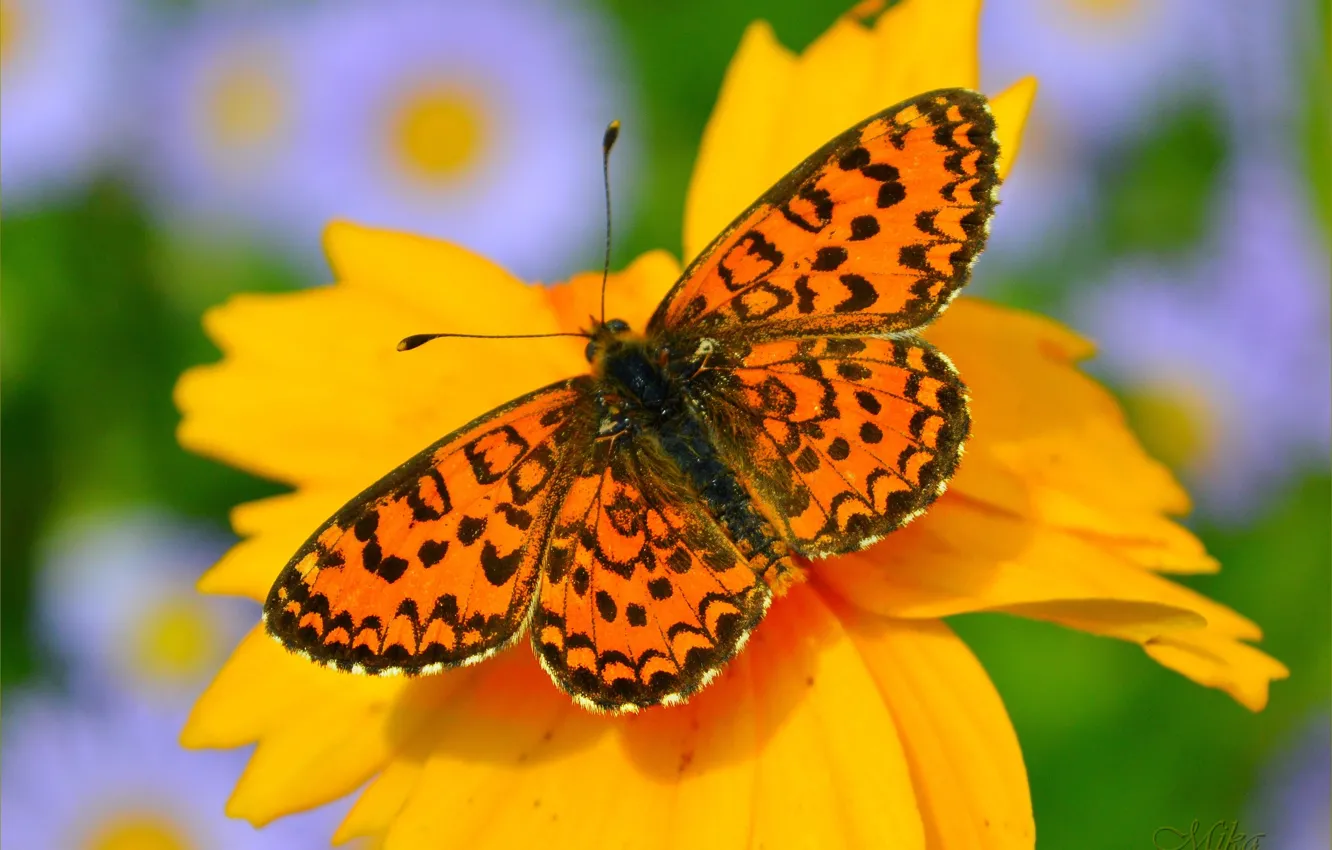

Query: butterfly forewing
531,437,771,711
649,88,999,341
264,378,596,673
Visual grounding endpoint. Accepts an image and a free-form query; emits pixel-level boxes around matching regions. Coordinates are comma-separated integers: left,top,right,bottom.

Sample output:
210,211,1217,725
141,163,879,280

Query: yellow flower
177,2,1286,847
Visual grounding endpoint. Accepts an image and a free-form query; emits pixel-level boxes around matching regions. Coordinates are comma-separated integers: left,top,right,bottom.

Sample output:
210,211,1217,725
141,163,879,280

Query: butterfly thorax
589,326,670,407
588,322,791,581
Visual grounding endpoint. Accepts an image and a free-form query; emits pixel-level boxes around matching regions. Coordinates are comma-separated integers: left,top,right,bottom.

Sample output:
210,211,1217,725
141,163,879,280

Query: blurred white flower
139,0,634,282
0,0,136,207
0,694,346,849
36,510,253,703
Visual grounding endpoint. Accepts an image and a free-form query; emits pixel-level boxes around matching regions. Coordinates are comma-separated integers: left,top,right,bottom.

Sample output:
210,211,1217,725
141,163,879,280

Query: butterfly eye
584,339,600,362
605,319,630,334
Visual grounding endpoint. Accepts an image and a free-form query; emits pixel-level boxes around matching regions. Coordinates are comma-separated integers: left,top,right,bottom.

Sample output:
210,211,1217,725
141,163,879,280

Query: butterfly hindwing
689,334,969,557
531,435,771,711
264,378,596,673
649,88,999,341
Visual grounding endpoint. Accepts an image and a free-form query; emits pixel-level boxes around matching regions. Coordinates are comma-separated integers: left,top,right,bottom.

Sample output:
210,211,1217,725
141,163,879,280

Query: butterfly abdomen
601,343,790,581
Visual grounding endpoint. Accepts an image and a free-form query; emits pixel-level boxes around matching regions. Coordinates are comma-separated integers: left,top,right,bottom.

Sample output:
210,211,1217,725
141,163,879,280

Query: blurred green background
2,0,1328,847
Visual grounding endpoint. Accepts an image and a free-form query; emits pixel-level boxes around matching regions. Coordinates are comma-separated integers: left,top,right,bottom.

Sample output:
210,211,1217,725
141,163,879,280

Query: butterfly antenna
599,120,620,327
401,123,619,354
398,331,591,352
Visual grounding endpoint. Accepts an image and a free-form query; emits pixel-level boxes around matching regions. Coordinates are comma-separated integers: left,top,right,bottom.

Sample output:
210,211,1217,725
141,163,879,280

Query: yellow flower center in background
83,813,193,850
0,0,21,68
130,596,221,683
389,84,488,183
1051,0,1141,25
203,50,288,163
1121,382,1215,472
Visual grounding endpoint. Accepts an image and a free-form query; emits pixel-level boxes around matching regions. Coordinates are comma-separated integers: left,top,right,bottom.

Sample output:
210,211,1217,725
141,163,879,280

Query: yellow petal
822,500,1255,639
198,490,346,600
182,627,407,747
227,693,396,826
683,3,1031,264
924,298,1215,574
332,759,422,845
931,299,1191,517
816,499,1287,707
183,629,300,750
544,249,681,333
683,21,796,262
998,599,1204,643
865,0,981,97
744,586,924,849
834,603,1034,850
1144,631,1290,712
177,222,588,489
990,77,1038,180
380,648,607,848
183,628,426,825
226,663,488,828
372,585,924,850
774,18,883,171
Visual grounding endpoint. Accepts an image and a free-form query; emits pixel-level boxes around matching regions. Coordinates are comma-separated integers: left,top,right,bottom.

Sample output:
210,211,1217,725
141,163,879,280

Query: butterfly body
265,88,1001,712
591,322,792,576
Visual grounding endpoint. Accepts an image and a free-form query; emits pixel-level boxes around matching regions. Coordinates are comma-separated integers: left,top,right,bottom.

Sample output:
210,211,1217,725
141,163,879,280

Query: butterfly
264,88,1000,712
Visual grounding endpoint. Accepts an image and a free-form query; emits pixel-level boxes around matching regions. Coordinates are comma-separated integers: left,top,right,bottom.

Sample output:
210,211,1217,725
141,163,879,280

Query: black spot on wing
849,215,880,241
418,539,448,567
833,274,877,313
353,510,379,542
480,542,522,586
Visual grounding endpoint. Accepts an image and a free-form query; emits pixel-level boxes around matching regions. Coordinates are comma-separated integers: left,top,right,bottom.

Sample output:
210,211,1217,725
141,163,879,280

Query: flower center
203,50,288,162
1121,382,1215,471
0,0,21,68
1062,0,1139,20
83,813,193,850
389,84,488,182
129,595,222,683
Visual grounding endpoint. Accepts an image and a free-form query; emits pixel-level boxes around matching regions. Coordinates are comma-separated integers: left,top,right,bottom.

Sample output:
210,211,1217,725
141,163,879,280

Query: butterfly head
584,317,634,364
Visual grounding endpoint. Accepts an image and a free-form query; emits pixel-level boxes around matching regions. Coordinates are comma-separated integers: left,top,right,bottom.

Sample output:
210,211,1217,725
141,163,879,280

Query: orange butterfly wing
264,379,596,673
689,334,969,557
648,88,999,340
530,436,772,711
263,87,999,711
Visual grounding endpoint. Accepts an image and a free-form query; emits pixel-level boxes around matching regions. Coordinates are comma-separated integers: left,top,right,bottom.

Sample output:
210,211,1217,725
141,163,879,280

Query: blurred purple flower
0,0,136,207
977,0,1310,262
1202,0,1314,157
0,694,345,849
1246,714,1331,850
976,0,1213,263
1072,156,1330,520
981,0,1214,146
978,104,1095,264
135,5,313,249
139,0,634,282
36,509,254,705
